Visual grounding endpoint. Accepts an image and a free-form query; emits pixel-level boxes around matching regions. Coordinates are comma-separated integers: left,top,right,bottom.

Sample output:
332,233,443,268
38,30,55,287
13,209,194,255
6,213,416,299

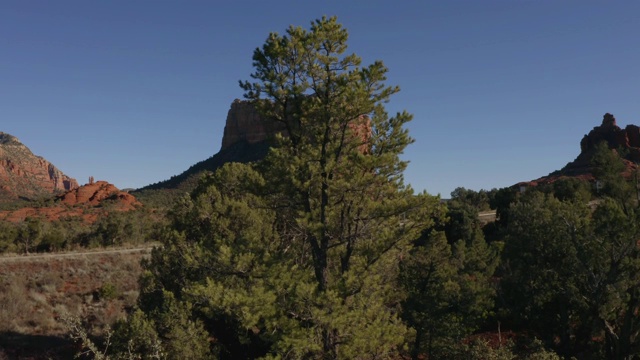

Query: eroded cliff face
0,132,79,201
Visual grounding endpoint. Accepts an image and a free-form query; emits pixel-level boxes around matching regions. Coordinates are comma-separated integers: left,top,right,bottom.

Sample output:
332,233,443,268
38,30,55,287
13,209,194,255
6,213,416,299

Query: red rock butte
220,99,372,152
519,113,639,187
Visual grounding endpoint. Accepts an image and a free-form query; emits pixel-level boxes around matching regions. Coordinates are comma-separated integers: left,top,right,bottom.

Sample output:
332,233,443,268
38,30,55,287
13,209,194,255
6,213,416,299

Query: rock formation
0,132,78,201
220,99,288,151
579,113,640,162
0,180,141,223
141,99,371,194
58,180,140,208
219,99,371,152
521,113,639,187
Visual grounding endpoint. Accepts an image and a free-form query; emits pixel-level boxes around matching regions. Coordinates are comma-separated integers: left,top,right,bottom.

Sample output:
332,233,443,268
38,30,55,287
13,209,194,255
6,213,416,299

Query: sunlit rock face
0,132,78,201
0,180,141,223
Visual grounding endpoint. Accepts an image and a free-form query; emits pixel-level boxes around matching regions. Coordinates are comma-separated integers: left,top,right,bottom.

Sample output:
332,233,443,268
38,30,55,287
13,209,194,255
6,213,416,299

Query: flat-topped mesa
219,99,372,152
0,132,79,201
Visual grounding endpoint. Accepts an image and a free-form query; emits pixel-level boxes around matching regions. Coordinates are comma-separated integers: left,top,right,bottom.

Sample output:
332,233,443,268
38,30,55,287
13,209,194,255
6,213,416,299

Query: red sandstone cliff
220,99,288,151
0,132,79,201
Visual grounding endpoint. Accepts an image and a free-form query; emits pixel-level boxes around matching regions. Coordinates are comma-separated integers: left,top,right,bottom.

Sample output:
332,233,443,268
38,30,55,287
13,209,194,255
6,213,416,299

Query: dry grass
0,248,150,358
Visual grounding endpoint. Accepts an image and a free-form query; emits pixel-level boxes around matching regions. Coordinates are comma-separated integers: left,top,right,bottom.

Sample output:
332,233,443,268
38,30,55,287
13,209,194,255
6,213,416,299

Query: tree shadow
0,331,75,360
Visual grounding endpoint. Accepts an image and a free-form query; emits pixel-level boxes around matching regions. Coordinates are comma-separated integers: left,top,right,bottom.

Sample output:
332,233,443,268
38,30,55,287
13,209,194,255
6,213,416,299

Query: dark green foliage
489,187,518,228
591,141,634,208
499,190,640,358
111,309,164,359
98,282,118,301
134,141,272,208
550,177,592,203
112,294,211,360
17,217,44,254
401,231,499,359
0,208,160,254
500,193,590,355
401,188,500,359
450,187,491,211
86,209,158,247
452,338,561,360
0,220,19,252
37,226,66,252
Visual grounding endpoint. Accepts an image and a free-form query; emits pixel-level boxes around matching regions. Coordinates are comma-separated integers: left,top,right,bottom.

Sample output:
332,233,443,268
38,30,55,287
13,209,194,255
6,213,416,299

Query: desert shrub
98,282,119,301
37,227,67,252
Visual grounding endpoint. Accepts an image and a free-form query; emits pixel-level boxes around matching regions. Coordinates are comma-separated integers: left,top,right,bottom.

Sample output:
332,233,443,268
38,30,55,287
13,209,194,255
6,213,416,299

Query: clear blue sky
1,1,639,197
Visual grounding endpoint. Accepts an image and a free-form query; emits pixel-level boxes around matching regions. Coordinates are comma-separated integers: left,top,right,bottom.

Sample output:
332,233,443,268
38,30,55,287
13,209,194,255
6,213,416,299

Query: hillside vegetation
0,248,150,359
2,16,640,360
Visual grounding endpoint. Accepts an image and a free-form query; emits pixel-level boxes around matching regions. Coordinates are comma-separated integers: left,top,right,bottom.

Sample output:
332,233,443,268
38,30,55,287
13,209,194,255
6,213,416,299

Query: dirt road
0,245,157,262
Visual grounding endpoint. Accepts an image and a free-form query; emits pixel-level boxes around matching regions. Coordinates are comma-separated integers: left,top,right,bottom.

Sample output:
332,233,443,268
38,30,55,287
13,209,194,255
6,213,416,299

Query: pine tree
126,17,441,359
238,16,440,357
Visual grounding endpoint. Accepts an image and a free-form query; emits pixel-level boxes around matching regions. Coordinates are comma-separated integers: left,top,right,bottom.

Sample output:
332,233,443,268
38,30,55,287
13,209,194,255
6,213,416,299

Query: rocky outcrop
520,113,639,187
220,100,288,151
0,181,141,223
0,132,78,201
579,113,640,162
58,180,140,208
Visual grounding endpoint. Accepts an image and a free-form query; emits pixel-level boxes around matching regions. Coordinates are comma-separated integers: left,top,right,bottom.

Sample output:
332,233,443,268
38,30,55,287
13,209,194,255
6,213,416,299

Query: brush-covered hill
0,132,78,203
134,99,285,205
